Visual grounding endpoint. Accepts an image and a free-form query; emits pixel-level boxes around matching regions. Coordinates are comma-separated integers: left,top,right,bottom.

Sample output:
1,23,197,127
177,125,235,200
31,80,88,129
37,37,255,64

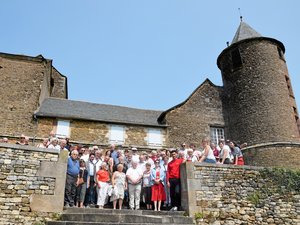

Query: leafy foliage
260,167,300,194
247,191,261,207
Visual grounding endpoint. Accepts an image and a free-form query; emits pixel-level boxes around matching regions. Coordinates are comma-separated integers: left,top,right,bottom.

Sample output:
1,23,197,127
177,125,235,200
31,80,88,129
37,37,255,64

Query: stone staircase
47,207,195,225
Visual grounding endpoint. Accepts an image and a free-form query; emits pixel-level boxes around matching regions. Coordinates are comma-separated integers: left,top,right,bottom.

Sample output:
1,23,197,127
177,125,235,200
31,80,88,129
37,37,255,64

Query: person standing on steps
76,159,88,208
126,160,143,210
142,162,153,210
151,159,166,211
167,149,186,211
111,164,127,210
64,150,80,207
96,162,110,209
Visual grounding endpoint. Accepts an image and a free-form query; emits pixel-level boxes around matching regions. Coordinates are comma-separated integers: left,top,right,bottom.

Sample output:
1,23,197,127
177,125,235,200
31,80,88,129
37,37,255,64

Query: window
56,120,70,137
109,125,125,144
210,127,225,145
294,107,299,123
285,76,294,98
278,47,285,60
148,129,162,146
50,77,55,88
231,48,242,70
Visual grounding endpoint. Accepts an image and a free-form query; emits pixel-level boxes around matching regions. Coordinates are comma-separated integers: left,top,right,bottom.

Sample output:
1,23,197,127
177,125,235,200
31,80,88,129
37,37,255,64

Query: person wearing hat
16,134,29,145
131,147,139,162
178,143,187,158
186,148,198,162
167,149,186,211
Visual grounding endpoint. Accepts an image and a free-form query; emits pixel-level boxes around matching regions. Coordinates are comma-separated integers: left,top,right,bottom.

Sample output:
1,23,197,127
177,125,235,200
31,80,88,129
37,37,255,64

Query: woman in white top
36,138,48,148
186,148,198,162
111,164,127,209
142,163,152,210
218,140,231,164
199,137,216,163
47,138,61,150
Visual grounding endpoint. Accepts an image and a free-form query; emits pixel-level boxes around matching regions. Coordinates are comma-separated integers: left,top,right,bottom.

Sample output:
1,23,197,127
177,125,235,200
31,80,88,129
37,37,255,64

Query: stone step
46,208,195,225
47,222,192,225
61,213,164,223
63,207,186,216
60,213,193,224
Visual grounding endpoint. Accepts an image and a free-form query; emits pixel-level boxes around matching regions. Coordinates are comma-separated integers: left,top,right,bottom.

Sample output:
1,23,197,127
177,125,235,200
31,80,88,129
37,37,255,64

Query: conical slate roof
231,21,262,44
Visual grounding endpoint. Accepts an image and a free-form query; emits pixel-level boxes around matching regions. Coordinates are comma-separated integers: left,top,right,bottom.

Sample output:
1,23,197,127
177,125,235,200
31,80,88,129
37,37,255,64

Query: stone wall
0,53,67,138
181,163,300,225
0,143,68,225
218,39,300,145
36,118,167,149
50,67,67,99
0,53,51,137
242,142,300,169
163,79,225,147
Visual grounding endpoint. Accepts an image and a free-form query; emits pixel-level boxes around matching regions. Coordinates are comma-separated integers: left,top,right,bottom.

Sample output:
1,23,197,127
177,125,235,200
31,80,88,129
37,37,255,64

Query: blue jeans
86,175,97,205
204,158,216,163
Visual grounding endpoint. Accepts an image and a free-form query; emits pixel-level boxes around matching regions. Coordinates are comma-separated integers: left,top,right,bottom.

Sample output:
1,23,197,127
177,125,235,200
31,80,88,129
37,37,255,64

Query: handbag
76,169,85,186
112,186,119,196
107,184,113,196
77,177,84,185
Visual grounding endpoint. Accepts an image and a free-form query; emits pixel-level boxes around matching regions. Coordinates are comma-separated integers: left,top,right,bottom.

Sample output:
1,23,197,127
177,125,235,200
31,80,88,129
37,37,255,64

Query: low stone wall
242,142,300,169
0,143,68,225
181,162,300,225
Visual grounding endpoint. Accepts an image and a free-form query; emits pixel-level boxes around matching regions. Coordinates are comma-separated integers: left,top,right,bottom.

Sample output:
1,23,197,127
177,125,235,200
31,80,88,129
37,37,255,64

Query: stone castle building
1,21,300,166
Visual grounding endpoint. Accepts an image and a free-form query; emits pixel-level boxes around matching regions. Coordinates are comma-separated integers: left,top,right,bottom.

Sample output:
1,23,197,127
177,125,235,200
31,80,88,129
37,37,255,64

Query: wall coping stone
0,136,168,151
243,141,300,150
0,142,59,154
192,162,264,170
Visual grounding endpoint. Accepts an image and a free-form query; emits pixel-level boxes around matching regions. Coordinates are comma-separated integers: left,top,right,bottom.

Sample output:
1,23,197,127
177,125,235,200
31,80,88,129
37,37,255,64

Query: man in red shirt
167,149,186,211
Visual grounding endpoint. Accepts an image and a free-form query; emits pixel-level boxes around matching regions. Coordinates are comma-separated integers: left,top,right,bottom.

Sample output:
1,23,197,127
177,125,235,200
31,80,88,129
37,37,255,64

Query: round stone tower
217,21,300,145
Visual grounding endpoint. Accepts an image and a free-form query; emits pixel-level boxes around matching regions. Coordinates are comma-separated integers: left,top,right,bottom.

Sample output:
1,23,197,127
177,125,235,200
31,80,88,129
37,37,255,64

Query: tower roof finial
238,8,243,22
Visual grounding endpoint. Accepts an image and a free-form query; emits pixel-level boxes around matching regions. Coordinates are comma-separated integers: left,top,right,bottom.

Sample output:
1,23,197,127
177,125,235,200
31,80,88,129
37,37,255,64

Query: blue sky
1,1,299,111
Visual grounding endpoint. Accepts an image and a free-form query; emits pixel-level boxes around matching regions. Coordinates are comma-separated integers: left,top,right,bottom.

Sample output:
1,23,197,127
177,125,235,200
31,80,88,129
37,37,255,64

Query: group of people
64,145,184,211
63,138,245,211
1,134,245,211
0,132,70,152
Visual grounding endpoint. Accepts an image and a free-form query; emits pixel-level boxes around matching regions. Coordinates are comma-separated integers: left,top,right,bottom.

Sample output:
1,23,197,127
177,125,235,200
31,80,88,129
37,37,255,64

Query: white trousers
97,181,109,206
128,183,141,210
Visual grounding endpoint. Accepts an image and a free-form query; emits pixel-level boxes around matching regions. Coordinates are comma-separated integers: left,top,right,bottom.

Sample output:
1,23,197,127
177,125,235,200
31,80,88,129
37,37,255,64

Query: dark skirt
222,158,231,164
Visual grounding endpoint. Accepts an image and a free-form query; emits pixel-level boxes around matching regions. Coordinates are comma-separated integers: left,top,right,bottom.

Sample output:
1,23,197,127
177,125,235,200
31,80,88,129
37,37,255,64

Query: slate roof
218,21,286,68
231,21,262,45
35,98,165,127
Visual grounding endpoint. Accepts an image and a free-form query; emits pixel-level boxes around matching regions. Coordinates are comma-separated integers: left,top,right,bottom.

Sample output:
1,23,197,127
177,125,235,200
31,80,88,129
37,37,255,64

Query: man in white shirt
126,160,142,210
80,147,90,162
131,147,140,162
94,149,103,173
137,155,146,173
